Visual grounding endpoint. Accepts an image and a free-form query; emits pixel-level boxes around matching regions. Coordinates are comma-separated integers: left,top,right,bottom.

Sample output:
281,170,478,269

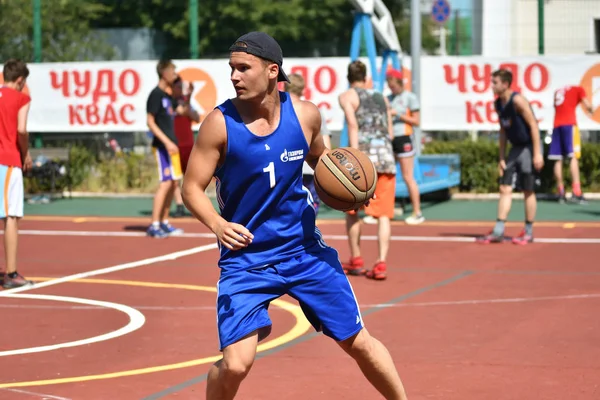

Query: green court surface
23,196,600,222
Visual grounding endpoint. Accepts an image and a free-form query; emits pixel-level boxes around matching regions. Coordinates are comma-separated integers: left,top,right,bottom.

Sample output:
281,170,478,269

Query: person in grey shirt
386,69,424,225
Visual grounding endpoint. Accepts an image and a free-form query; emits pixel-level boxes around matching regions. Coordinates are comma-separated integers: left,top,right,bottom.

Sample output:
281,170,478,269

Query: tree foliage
1,0,439,62
0,0,114,62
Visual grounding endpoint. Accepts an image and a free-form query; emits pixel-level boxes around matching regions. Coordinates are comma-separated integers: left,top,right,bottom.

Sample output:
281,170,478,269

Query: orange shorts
347,173,396,219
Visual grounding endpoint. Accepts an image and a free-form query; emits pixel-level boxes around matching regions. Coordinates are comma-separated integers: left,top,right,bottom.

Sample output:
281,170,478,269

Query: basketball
314,147,377,211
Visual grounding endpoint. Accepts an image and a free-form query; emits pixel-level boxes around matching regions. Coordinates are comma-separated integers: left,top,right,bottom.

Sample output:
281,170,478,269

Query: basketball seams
313,168,356,203
321,156,365,202
346,151,369,193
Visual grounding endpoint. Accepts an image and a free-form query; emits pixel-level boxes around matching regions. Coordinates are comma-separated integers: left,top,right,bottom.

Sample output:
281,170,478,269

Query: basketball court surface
1,198,599,399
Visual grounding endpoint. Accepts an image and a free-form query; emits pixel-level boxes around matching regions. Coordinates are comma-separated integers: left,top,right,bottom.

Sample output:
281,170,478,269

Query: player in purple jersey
182,32,407,400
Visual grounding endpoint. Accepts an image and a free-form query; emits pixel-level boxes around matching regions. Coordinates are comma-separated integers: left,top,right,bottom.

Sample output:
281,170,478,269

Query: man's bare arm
182,110,253,250
581,98,593,114
514,95,541,152
302,101,328,170
182,110,226,232
17,103,30,160
339,91,360,148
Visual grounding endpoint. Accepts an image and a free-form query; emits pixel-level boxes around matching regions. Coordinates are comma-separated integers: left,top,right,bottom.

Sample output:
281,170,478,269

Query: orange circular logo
579,63,600,123
0,74,30,95
177,67,217,123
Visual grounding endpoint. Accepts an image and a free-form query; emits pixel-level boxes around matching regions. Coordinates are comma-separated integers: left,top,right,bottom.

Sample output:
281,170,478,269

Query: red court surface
1,217,599,399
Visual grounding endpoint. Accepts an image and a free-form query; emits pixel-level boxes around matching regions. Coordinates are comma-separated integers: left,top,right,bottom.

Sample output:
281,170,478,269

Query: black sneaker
2,272,33,289
569,195,588,205
476,231,505,244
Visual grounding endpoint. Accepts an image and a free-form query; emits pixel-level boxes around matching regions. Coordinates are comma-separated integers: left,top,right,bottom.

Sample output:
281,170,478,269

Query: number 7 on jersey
263,162,275,188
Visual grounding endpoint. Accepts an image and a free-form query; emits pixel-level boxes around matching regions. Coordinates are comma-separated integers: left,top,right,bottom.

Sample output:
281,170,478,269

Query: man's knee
499,185,512,195
338,328,375,359
220,356,254,382
523,190,535,198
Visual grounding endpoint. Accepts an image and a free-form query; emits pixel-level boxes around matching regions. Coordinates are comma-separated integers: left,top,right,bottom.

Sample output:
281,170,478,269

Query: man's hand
356,193,377,211
176,104,189,115
22,152,32,173
165,141,179,155
213,221,254,251
498,160,506,177
533,152,544,171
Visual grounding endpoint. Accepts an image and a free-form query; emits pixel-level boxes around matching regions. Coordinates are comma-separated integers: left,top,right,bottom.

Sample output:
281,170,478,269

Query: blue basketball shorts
215,245,364,351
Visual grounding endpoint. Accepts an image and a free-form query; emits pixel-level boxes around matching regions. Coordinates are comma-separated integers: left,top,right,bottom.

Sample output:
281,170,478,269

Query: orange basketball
314,147,377,211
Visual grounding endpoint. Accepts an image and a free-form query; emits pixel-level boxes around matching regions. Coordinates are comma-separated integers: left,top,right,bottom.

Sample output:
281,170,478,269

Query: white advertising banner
2,56,600,132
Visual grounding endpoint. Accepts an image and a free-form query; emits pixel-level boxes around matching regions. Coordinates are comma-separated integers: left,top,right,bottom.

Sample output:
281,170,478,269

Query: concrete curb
451,192,600,200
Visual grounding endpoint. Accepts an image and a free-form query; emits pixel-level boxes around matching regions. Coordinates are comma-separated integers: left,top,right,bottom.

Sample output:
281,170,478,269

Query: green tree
92,0,438,58
0,0,114,62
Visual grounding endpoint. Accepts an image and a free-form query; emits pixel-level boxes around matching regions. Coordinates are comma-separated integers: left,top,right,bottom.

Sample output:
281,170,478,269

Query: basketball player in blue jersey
182,32,407,400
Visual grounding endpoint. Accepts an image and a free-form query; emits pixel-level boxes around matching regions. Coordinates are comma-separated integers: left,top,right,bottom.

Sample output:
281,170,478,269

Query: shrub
423,140,600,193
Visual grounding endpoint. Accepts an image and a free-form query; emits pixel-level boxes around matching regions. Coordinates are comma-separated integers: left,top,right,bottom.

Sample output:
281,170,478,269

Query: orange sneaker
365,261,387,280
343,256,365,276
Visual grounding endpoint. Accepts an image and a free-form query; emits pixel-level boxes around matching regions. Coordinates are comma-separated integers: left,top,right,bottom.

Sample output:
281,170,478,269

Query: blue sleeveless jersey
214,92,325,271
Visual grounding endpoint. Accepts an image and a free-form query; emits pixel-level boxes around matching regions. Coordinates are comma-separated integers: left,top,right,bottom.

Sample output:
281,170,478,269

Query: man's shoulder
147,86,167,99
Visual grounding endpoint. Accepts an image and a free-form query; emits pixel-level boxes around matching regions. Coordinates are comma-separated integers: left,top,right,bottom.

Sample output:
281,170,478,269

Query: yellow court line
0,278,311,389
24,215,600,228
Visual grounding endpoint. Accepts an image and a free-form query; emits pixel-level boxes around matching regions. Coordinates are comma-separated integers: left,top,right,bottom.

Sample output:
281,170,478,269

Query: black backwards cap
229,32,290,83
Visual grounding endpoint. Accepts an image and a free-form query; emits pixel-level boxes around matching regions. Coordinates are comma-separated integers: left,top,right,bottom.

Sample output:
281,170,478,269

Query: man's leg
513,148,537,245
148,181,172,237
553,159,565,200
161,180,177,221
569,156,586,203
159,180,184,235
338,329,407,400
343,211,364,275
289,249,407,400
2,167,31,288
207,332,258,400
4,217,19,275
364,174,394,280
398,155,424,225
172,183,186,217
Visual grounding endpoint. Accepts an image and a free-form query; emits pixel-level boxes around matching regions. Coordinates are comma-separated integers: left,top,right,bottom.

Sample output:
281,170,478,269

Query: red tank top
553,85,586,128
0,87,31,168
174,115,195,148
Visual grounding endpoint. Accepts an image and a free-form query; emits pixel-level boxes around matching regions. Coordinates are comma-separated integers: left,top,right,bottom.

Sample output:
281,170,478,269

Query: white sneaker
363,215,378,225
405,213,425,225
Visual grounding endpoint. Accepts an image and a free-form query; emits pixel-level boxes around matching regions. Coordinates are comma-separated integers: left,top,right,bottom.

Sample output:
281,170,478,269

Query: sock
161,219,169,225
152,221,160,228
492,219,505,236
572,182,582,197
525,220,533,236
7,272,18,279
557,184,565,196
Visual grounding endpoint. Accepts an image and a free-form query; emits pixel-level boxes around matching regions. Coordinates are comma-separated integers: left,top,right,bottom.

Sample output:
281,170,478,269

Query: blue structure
342,1,461,200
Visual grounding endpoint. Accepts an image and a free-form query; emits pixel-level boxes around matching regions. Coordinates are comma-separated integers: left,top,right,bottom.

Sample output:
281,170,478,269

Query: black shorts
392,136,415,158
499,145,536,192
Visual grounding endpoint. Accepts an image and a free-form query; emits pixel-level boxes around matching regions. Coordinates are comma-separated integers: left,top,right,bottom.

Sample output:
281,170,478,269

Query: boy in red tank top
549,85,593,203
0,59,33,288
170,76,200,217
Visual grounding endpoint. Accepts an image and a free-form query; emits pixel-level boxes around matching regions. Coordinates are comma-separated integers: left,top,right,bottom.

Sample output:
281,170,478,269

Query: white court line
366,293,600,308
0,293,145,357
1,387,71,399
0,242,219,296
10,229,600,244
